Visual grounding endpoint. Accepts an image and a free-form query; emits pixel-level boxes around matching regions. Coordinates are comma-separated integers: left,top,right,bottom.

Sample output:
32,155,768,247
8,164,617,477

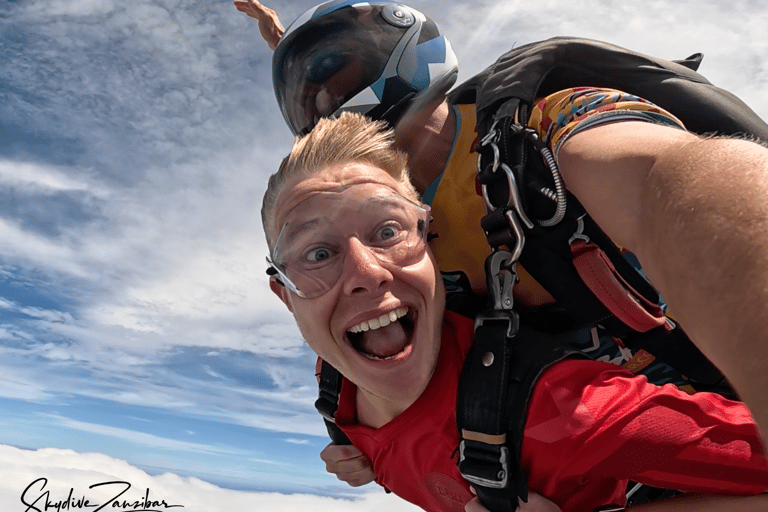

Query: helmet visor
273,5,413,135
268,188,430,299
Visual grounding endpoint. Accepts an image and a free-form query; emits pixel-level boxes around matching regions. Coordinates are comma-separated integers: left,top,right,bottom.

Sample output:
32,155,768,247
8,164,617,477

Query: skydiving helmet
272,0,458,135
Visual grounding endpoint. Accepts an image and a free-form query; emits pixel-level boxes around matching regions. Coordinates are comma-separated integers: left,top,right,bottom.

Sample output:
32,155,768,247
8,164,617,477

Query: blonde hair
262,112,418,249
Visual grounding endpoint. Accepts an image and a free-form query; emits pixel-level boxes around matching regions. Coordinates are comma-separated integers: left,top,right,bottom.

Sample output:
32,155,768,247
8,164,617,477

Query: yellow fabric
428,104,488,293
429,105,552,301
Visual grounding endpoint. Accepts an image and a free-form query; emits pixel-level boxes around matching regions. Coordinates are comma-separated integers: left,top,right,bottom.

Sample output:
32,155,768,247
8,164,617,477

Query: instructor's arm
558,121,768,442
233,0,284,49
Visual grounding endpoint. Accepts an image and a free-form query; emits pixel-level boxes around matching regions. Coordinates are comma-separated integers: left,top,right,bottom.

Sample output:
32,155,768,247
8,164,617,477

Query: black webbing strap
458,313,525,512
459,99,532,512
623,323,734,397
457,313,588,512
314,359,351,445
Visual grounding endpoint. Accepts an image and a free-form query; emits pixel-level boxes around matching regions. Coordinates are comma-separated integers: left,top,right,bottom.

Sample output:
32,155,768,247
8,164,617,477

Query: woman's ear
269,277,294,313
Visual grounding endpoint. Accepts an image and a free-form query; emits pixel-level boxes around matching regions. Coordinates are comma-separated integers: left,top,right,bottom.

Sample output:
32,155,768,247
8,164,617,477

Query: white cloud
0,217,90,278
23,0,117,18
48,416,248,456
0,369,54,402
0,160,107,196
0,445,423,512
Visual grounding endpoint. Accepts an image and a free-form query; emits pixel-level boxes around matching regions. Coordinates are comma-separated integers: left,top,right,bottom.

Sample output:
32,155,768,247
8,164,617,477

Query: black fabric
449,36,768,142
623,324,734,398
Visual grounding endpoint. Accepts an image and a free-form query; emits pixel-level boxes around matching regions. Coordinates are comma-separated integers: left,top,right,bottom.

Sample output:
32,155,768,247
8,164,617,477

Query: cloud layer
0,444,422,512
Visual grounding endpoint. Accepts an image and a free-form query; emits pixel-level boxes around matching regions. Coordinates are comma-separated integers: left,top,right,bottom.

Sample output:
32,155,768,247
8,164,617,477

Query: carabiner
568,215,590,245
485,250,516,311
481,163,535,229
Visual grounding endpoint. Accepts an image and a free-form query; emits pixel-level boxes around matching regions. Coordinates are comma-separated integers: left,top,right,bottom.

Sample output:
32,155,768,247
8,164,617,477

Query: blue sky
0,0,766,510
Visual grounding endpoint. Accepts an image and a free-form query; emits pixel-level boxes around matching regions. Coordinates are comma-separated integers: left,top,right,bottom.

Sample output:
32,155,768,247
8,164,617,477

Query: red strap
571,239,669,332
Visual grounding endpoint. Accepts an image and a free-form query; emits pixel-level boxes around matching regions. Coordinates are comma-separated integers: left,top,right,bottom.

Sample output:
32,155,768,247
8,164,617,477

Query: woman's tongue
355,321,408,359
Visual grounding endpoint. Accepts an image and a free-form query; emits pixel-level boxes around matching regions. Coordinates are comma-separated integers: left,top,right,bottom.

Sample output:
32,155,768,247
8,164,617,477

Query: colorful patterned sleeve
528,87,687,160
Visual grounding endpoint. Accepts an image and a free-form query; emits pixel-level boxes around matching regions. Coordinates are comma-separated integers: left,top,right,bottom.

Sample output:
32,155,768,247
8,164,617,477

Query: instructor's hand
233,0,284,49
319,442,376,487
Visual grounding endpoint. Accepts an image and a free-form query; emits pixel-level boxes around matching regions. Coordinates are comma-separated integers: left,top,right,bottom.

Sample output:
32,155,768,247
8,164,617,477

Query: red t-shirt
336,311,768,512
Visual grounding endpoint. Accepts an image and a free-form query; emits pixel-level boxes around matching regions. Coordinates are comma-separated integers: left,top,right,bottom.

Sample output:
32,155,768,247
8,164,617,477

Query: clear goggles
267,190,430,299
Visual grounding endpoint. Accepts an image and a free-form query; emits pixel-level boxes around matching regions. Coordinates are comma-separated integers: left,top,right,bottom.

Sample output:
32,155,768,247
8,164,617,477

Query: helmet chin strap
379,92,417,127
390,69,457,129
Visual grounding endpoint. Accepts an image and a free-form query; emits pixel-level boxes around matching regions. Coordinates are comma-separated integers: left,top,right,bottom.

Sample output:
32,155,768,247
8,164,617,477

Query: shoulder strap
314,359,351,445
471,75,733,392
457,312,586,511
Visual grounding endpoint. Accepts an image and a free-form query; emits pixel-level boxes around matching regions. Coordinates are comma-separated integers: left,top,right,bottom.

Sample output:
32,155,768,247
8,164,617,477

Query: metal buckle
474,308,519,341
477,136,533,272
481,164,533,228
458,440,510,489
314,394,338,423
568,215,590,245
483,250,516,311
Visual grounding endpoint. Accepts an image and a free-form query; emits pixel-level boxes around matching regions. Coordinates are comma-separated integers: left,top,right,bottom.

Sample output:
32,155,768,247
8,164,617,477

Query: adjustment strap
314,359,351,445
570,239,668,333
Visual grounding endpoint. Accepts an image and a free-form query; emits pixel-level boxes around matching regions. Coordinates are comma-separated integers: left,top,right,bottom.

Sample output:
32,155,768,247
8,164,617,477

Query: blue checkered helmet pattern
272,0,458,135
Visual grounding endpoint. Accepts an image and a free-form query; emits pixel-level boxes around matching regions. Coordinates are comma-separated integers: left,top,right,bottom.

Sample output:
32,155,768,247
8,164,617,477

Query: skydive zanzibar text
20,478,184,512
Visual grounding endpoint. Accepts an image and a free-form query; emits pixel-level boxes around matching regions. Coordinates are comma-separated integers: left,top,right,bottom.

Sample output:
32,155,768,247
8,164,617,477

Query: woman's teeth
348,307,408,334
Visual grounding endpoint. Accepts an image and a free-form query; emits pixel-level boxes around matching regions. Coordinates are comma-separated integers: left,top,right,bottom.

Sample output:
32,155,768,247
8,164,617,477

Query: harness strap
623,324,733,397
457,313,527,512
570,238,669,332
458,310,588,512
314,359,351,445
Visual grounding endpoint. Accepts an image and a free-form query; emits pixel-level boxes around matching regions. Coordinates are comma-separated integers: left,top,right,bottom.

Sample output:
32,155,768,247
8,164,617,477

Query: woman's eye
307,247,332,262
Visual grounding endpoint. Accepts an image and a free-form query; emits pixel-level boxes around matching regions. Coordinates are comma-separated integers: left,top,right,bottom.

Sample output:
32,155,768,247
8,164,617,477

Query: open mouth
346,307,416,361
